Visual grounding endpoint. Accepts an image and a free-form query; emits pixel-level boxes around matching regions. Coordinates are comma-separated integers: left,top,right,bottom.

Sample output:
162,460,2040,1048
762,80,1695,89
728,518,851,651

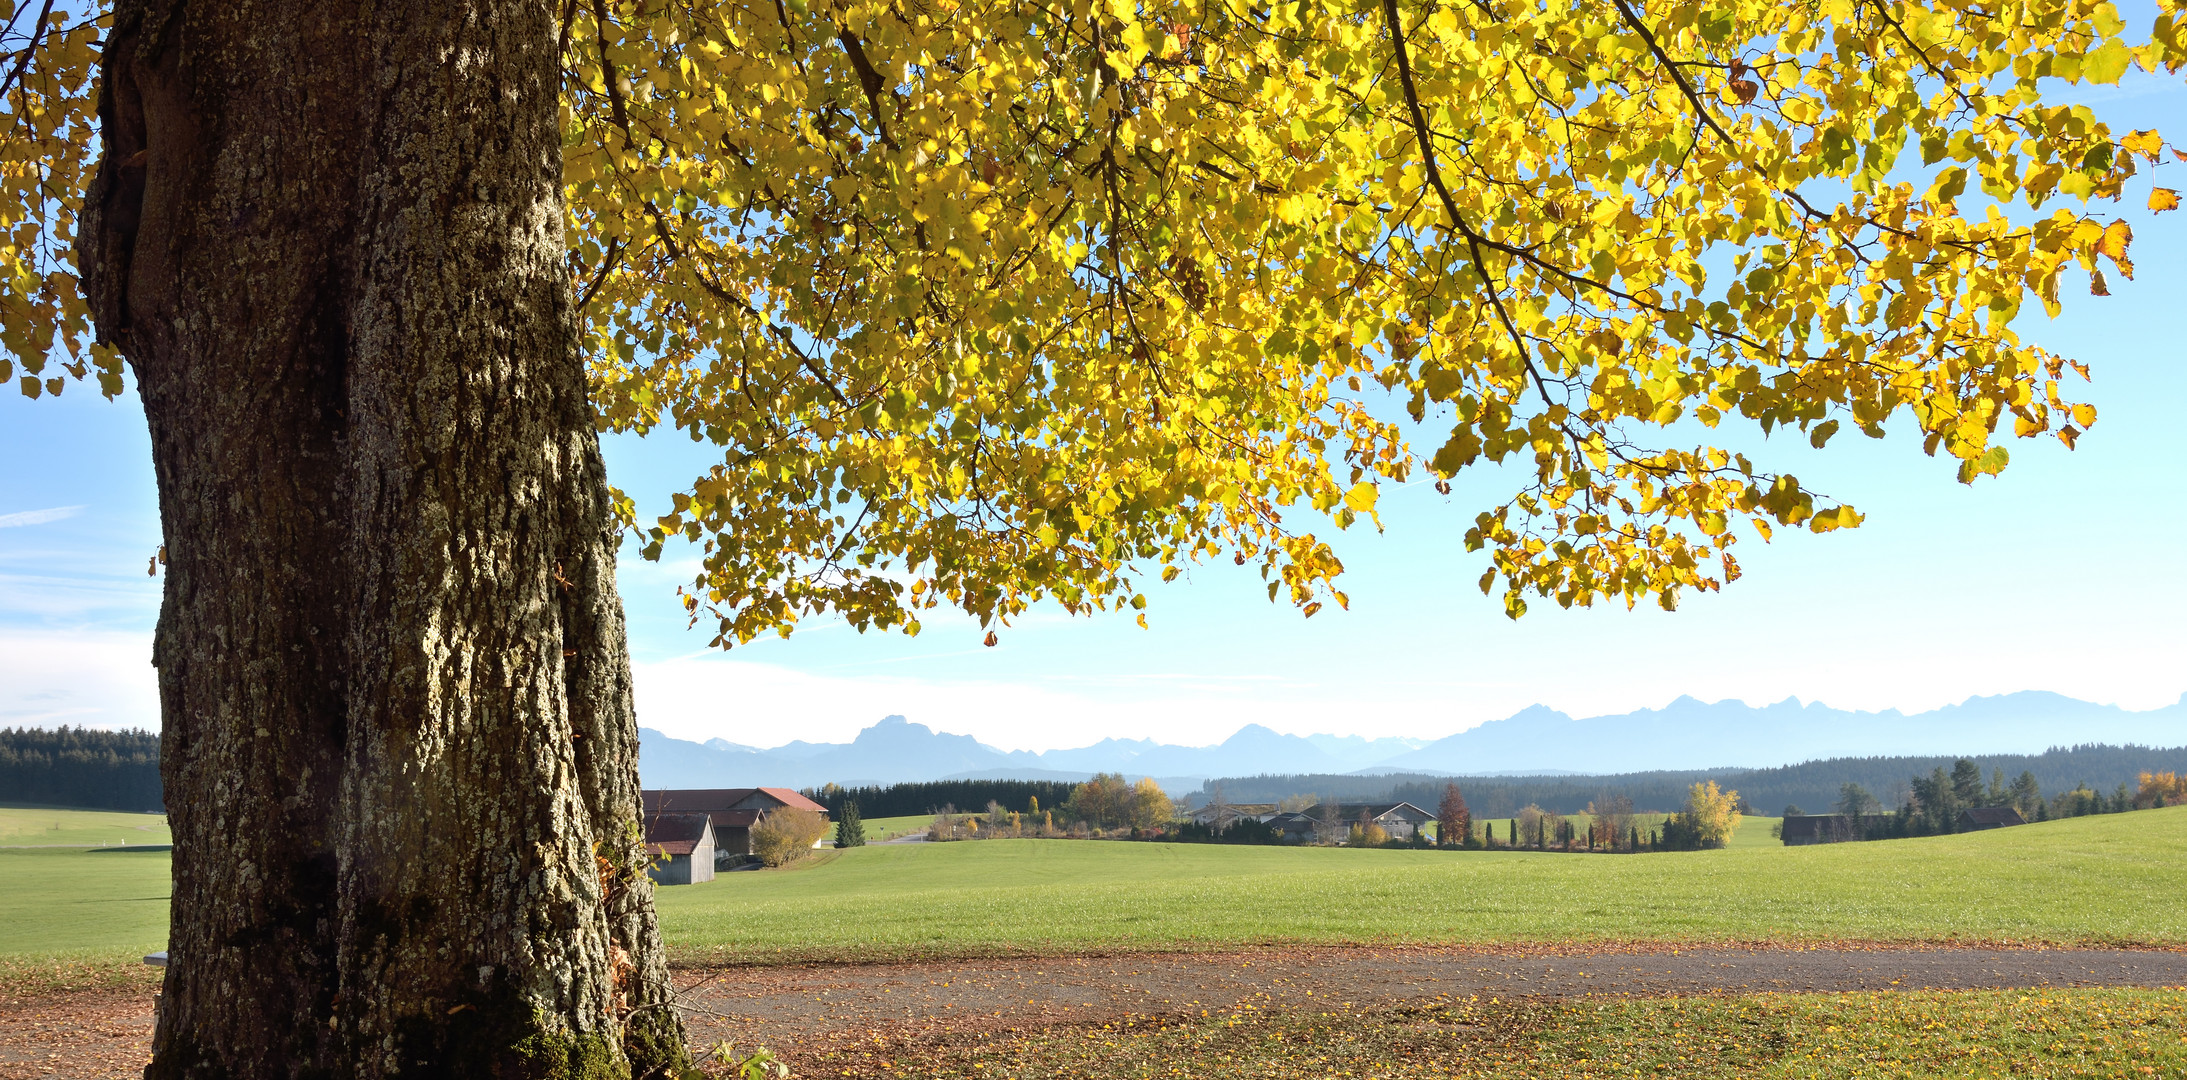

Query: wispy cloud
0,505,85,529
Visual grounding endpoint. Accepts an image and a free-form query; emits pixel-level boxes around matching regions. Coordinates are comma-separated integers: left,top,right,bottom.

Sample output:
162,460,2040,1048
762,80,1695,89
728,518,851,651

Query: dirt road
8,943,2185,1079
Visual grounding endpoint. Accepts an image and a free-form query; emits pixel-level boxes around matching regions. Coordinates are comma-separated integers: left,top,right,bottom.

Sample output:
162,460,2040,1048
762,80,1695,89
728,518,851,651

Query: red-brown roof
755,787,828,813
642,788,828,816
644,812,713,857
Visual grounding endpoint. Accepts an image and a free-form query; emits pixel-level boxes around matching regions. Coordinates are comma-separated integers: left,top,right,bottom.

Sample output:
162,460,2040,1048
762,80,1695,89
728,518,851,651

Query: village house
1270,802,1434,843
642,812,715,886
642,788,830,865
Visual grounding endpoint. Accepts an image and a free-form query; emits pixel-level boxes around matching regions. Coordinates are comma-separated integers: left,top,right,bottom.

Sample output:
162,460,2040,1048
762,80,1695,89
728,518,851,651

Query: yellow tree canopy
6,0,2183,635
1682,779,1743,847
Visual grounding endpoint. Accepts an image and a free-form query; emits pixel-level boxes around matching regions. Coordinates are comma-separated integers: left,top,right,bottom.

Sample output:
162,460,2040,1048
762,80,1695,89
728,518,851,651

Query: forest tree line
802,778,1081,820
1202,744,2187,817
0,727,164,812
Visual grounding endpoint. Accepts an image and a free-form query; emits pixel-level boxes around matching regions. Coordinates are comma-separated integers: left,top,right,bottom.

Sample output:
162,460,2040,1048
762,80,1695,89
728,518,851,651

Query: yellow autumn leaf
4,0,2174,633
2099,220,2135,278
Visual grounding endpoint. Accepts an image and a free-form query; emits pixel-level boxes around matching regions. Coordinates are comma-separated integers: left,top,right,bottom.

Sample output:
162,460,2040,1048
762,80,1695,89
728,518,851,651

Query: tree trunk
77,1,686,1076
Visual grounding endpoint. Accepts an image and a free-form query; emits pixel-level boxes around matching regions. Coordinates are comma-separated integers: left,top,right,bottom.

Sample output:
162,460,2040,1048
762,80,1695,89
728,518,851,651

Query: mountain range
636,690,2187,791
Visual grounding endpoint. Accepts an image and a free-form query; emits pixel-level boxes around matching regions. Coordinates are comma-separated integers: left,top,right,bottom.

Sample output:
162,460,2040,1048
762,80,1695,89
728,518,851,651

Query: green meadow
0,804,170,848
850,813,933,841
0,847,171,964
0,806,174,977
659,806,2187,964
6,806,2184,972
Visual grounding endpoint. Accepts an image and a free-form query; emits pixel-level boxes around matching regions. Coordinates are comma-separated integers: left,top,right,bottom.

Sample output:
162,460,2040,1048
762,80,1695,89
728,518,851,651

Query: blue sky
2,78,2182,753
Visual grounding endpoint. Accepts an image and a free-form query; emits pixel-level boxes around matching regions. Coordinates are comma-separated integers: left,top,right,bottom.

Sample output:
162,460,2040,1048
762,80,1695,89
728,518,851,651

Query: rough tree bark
77,1,687,1076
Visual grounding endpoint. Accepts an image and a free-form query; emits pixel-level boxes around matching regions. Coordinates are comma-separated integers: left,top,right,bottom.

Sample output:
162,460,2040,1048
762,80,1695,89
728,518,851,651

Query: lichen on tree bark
77,1,686,1075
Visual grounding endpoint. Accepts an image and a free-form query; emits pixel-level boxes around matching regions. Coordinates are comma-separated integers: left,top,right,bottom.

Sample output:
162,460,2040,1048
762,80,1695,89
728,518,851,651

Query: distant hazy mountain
1307,733,1429,770
1376,691,2187,775
637,691,2186,791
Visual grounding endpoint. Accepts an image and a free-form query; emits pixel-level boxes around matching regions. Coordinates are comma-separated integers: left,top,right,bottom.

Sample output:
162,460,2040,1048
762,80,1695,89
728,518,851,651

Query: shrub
925,804,961,841
2137,771,2187,809
751,807,828,867
1068,773,1133,828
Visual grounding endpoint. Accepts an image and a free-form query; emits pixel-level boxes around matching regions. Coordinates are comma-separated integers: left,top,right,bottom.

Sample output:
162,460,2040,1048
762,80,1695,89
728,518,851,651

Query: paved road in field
9,944,2185,1079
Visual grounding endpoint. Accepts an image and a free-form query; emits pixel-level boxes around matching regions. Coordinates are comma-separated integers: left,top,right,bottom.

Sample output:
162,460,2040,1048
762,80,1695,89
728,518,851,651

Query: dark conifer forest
802,778,1080,819
0,727,163,811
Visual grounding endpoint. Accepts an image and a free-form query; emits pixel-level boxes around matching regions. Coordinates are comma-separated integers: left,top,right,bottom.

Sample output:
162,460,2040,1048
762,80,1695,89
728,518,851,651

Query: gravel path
8,944,2185,1078
673,943,2187,1051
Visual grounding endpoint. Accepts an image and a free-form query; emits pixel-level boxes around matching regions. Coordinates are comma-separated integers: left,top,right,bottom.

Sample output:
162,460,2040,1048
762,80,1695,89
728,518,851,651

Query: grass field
6,805,2183,971
0,805,169,848
658,806,2187,964
853,814,933,841
825,988,2187,1079
0,847,170,963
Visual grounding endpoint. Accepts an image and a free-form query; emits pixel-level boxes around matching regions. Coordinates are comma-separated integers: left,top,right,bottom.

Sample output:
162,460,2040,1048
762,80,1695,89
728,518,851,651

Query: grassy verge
798,988,2187,1079
658,806,2187,965
0,805,170,848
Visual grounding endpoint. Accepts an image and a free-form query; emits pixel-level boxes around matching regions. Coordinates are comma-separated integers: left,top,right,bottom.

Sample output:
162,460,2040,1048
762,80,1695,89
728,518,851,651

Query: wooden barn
643,812,715,885
1957,806,2028,831
1779,813,1895,845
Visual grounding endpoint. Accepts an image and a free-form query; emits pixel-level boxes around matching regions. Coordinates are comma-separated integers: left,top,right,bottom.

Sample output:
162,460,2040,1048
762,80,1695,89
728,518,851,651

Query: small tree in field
835,801,866,848
751,807,828,867
1437,783,1471,848
1678,781,1743,849
1130,778,1176,832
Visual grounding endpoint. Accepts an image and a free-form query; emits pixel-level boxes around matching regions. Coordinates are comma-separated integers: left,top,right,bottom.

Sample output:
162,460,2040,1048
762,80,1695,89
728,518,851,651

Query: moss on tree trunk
77,1,687,1075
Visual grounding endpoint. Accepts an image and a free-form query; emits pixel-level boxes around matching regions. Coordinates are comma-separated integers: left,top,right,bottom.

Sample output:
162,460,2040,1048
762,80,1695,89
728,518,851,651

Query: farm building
642,788,829,860
1779,813,1896,845
643,812,715,885
1957,806,2027,831
1185,803,1279,828
1270,802,1434,843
